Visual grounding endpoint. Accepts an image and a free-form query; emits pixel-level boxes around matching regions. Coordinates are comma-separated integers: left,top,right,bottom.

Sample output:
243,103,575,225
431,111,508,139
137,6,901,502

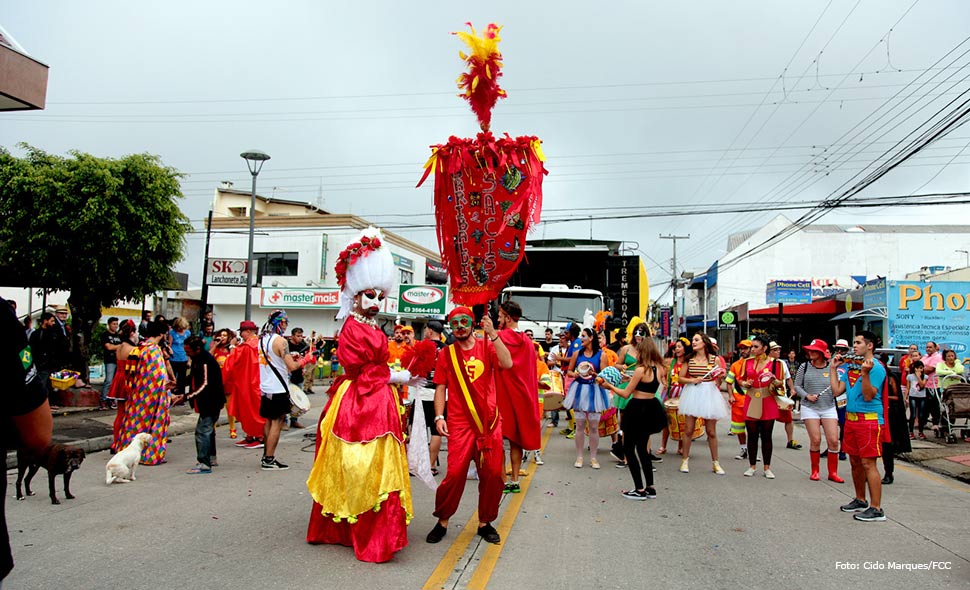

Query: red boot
827,452,844,483
810,451,821,481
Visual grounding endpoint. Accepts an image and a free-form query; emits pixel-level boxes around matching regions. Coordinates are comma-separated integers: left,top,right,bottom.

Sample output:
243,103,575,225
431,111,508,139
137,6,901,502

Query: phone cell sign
399,285,447,315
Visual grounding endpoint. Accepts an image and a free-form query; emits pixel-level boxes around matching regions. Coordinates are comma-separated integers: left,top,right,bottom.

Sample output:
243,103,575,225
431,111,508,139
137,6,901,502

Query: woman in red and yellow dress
306,228,414,563
210,328,237,438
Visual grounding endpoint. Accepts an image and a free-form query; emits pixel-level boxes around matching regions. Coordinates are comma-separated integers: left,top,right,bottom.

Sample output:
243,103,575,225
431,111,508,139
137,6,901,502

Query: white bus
499,284,604,336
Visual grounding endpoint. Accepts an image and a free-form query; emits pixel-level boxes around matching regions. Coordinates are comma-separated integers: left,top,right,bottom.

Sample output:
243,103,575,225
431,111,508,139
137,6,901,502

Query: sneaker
503,481,514,494
426,522,448,543
109,402,118,410
574,458,583,468
508,481,521,494
918,433,926,440
840,498,869,513
477,523,501,544
839,451,847,461
244,440,265,449
261,457,289,471
786,440,803,450
853,507,886,522
565,430,575,440
234,437,254,447
764,469,775,479
679,458,689,473
559,427,573,436
712,461,725,475
186,463,212,475
590,459,601,469
534,451,544,465
621,489,648,501
735,448,748,460
615,463,627,469
743,467,756,477
646,452,663,463
908,433,916,440
819,449,828,458
881,474,894,485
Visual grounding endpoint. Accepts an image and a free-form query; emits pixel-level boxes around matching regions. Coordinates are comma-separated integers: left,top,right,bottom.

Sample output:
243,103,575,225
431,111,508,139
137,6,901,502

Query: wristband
490,335,499,342
434,415,445,422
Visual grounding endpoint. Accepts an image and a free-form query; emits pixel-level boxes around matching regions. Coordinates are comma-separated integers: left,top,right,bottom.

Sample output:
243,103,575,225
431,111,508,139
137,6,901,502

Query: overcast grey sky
5,1,970,302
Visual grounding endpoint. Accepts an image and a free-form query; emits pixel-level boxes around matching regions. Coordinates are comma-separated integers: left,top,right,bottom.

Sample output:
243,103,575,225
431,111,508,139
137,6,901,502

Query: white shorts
800,404,838,421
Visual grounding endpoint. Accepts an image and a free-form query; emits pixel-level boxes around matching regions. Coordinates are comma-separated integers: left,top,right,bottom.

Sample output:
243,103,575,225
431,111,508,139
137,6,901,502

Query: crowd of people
7,249,968,572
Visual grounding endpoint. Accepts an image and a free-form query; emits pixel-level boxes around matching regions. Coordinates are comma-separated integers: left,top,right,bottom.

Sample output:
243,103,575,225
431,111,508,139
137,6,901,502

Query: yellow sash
448,344,498,435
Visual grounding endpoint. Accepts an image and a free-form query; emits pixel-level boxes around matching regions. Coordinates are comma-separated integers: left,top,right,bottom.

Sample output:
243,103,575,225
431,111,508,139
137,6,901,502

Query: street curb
5,415,228,471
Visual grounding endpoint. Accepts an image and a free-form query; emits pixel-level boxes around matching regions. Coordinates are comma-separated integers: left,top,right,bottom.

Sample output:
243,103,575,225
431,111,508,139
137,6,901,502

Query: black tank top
634,368,660,394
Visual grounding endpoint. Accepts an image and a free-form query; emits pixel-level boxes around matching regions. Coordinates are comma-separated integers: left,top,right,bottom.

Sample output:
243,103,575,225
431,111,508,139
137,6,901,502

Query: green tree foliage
0,144,191,375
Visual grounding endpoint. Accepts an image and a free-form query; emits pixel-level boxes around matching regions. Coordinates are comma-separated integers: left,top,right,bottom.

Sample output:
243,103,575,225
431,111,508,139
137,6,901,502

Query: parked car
876,347,909,379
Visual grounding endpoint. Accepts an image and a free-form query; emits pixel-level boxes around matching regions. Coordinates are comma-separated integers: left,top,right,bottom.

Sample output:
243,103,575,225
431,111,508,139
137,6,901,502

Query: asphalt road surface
5,415,969,590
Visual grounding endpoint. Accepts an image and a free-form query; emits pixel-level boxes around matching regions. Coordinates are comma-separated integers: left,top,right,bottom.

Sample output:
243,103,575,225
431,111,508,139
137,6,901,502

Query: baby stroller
940,377,970,444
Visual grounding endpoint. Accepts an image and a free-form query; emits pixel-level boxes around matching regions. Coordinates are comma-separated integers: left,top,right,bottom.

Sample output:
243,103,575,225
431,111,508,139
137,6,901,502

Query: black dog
15,444,86,505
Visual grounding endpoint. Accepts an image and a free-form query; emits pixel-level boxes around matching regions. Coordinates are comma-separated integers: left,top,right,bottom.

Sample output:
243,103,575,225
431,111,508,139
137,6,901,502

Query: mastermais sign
259,288,340,309
399,285,447,315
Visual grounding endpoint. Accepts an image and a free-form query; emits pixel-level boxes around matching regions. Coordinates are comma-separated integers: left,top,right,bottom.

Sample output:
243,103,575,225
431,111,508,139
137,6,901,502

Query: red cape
223,339,266,438
495,329,541,450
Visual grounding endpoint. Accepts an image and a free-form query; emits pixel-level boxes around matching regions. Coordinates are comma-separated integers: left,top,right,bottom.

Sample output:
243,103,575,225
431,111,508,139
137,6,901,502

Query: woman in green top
937,349,966,390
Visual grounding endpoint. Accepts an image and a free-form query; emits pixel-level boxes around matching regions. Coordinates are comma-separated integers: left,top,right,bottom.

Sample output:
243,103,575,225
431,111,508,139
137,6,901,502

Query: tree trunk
67,291,102,383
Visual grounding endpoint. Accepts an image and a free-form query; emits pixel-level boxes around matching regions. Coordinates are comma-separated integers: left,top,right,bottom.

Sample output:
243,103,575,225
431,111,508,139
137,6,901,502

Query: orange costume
223,338,266,439
495,329,541,451
725,358,748,434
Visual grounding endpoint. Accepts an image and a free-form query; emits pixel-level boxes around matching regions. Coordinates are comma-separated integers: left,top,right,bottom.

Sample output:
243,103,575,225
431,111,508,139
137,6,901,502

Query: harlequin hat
335,227,396,320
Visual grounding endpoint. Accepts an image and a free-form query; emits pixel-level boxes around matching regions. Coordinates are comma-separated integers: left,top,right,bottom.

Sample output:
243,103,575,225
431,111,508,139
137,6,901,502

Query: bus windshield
513,293,603,324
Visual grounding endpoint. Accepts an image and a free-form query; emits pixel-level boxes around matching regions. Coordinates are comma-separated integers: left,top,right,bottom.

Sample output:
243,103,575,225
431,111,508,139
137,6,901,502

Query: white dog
105,433,152,485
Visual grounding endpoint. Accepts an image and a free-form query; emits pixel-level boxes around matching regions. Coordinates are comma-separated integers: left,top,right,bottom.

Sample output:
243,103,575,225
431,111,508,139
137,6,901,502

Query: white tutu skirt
677,382,730,421
563,380,610,413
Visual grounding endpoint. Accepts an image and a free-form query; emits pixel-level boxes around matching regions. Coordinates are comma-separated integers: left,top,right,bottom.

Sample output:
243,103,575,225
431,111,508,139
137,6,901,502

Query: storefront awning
750,299,862,316
829,307,888,321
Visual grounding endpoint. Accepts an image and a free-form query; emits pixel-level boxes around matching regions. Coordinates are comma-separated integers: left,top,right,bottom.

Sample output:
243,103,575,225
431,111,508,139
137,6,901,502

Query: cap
738,339,753,347
401,325,414,333
802,338,830,357
835,338,850,348
447,306,474,322
427,320,444,334
239,320,258,331
769,341,781,350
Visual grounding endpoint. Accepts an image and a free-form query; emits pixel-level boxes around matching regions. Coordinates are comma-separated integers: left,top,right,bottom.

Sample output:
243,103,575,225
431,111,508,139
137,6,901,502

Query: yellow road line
422,509,480,590
466,426,553,590
895,461,970,493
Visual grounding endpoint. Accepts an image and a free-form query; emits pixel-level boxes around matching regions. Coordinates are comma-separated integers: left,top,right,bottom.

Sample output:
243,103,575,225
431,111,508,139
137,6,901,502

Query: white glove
388,369,411,385
408,375,428,389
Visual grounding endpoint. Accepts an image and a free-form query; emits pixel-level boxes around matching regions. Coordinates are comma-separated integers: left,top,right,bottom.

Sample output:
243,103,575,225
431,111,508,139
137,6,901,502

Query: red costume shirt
434,337,499,430
495,329,540,449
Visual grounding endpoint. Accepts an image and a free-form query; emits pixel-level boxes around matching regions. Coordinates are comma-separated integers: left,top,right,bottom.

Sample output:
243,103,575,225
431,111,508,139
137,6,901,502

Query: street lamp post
241,149,271,321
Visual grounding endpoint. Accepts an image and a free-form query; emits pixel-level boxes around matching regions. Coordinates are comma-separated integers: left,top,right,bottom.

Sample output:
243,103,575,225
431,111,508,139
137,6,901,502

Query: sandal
431,467,439,476
186,464,212,474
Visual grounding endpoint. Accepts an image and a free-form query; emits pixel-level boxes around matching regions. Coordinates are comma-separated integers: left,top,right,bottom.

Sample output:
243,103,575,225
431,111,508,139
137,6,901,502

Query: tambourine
576,361,595,378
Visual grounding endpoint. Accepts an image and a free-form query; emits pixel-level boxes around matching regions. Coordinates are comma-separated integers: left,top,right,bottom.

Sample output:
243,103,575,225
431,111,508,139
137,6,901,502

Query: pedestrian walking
175,336,226,474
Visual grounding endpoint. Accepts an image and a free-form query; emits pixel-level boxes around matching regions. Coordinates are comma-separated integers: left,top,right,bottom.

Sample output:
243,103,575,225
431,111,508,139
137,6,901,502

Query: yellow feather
459,51,467,61
485,65,491,79
471,76,479,93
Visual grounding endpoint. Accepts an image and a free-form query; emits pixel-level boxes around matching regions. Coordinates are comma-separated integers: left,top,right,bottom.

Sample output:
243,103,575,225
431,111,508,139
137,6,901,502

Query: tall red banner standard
418,23,546,306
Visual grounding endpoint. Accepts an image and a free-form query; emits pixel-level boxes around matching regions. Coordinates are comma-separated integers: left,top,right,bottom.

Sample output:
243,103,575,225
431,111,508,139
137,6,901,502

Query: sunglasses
449,315,473,329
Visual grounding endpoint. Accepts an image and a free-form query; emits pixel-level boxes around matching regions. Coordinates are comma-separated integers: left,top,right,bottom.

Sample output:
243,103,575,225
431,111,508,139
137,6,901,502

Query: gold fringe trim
306,380,413,523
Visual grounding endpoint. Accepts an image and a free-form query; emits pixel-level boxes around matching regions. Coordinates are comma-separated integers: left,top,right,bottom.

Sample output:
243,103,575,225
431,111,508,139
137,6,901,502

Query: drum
597,407,619,437
542,372,565,410
664,399,705,441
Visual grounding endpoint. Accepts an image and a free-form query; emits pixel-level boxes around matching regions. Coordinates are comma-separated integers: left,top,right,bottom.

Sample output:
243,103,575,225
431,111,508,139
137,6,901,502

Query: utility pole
199,209,214,324
660,234,690,337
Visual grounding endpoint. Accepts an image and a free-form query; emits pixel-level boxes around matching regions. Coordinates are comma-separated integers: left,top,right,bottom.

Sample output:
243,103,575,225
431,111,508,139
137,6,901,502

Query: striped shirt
794,362,834,410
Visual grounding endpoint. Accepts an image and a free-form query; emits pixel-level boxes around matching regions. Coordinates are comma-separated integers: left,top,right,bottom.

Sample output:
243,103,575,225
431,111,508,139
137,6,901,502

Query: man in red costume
426,306,512,545
495,300,540,494
224,321,266,448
